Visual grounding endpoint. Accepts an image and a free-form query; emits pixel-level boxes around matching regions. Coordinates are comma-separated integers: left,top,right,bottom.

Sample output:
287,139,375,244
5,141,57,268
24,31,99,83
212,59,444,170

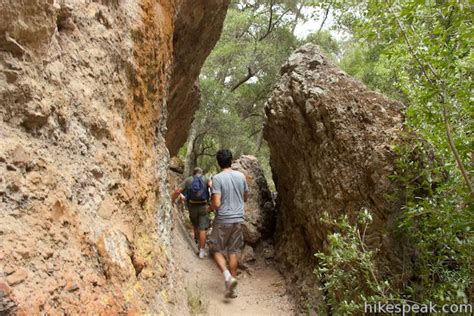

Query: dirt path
172,214,295,315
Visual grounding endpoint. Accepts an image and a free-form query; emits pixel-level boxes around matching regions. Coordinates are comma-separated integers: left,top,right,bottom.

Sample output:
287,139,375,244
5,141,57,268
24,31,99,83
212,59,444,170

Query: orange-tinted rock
11,145,29,168
0,0,227,313
0,282,18,315
97,196,116,220
96,230,135,283
64,281,80,292
6,268,29,286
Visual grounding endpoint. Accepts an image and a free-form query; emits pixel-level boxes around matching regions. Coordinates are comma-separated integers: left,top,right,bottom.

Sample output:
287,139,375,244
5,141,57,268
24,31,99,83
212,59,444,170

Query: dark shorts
208,222,244,254
188,204,210,230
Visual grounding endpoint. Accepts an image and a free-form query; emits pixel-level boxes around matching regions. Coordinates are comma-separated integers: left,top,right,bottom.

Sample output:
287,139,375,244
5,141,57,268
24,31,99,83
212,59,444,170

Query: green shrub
315,209,392,315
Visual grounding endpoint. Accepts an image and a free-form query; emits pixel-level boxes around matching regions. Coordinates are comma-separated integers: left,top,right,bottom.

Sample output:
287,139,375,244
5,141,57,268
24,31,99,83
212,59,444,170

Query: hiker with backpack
171,167,212,259
208,149,248,298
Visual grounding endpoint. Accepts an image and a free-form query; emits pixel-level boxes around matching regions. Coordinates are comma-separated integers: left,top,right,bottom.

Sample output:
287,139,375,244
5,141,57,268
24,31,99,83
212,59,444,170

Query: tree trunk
256,128,264,152
184,116,208,177
291,1,305,34
184,119,198,177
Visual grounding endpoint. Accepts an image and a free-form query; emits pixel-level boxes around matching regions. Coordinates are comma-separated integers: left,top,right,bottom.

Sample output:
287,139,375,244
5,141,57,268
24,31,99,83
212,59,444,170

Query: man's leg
198,230,206,250
189,206,200,246
222,223,242,298
228,223,243,277
209,224,234,280
212,252,228,272
213,252,237,298
197,206,210,258
228,253,238,277
193,226,199,243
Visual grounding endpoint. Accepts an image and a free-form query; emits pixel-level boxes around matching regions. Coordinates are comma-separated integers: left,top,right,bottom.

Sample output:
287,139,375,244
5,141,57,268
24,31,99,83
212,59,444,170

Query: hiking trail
172,209,295,315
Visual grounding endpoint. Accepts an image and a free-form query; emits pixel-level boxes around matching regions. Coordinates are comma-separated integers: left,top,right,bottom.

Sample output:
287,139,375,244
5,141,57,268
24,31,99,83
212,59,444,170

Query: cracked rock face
0,0,228,314
264,44,407,307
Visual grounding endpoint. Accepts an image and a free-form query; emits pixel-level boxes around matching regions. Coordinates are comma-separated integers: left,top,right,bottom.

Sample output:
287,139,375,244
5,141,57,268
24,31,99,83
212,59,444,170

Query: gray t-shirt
212,170,248,224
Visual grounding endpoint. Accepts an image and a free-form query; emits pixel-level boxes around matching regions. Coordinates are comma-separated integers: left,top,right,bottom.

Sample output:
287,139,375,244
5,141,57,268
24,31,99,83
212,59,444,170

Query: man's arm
207,179,213,201
209,177,221,212
244,191,248,202
172,178,189,203
210,193,221,211
171,188,183,203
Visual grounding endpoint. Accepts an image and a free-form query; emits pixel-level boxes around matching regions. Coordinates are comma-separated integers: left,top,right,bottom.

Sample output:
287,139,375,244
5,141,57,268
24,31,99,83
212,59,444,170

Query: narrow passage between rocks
172,210,295,316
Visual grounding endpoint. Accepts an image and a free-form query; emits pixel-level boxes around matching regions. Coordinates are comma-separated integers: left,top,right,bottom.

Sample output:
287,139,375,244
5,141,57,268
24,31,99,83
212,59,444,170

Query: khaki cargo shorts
208,222,244,254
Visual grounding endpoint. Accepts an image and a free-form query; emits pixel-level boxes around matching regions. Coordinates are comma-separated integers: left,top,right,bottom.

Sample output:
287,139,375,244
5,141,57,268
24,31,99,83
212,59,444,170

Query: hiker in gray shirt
208,149,248,298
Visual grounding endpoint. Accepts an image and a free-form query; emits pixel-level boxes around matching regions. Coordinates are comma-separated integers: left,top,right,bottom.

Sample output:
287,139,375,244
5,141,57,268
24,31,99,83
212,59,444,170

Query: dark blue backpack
187,176,209,202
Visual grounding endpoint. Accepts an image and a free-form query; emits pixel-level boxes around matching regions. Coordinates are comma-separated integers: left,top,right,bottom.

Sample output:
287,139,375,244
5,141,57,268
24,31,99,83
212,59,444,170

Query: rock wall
231,156,277,268
264,44,408,307
166,0,231,157
232,156,276,246
0,0,227,314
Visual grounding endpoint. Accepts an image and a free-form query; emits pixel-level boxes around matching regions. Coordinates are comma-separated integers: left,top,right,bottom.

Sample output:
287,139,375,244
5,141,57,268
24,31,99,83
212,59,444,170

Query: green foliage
310,0,473,310
304,30,341,61
339,42,410,104
181,0,303,180
330,0,473,197
351,1,473,302
394,138,473,304
315,209,392,315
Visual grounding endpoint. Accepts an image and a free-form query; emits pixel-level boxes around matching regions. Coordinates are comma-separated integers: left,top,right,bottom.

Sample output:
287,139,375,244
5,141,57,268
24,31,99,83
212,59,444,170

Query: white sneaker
225,277,238,298
199,249,206,259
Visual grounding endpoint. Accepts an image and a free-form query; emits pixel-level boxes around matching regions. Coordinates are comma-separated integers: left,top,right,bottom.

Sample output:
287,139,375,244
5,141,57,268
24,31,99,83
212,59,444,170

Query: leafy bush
315,142,472,314
315,209,392,315
395,139,473,304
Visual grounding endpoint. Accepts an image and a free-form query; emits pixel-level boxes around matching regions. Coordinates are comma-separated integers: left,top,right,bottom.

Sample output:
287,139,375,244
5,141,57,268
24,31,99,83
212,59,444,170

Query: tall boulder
165,0,231,157
264,44,408,306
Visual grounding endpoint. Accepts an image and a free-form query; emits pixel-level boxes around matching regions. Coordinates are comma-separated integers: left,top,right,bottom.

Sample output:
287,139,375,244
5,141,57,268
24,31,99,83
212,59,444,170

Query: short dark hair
216,149,233,169
193,167,203,175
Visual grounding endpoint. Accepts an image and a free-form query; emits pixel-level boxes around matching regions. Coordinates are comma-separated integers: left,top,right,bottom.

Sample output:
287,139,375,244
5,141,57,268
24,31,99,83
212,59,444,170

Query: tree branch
318,0,334,33
390,7,437,84
259,8,293,41
441,89,473,197
291,1,305,34
195,142,215,160
230,67,257,92
391,5,473,197
258,0,274,41
249,127,263,138
243,111,263,120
